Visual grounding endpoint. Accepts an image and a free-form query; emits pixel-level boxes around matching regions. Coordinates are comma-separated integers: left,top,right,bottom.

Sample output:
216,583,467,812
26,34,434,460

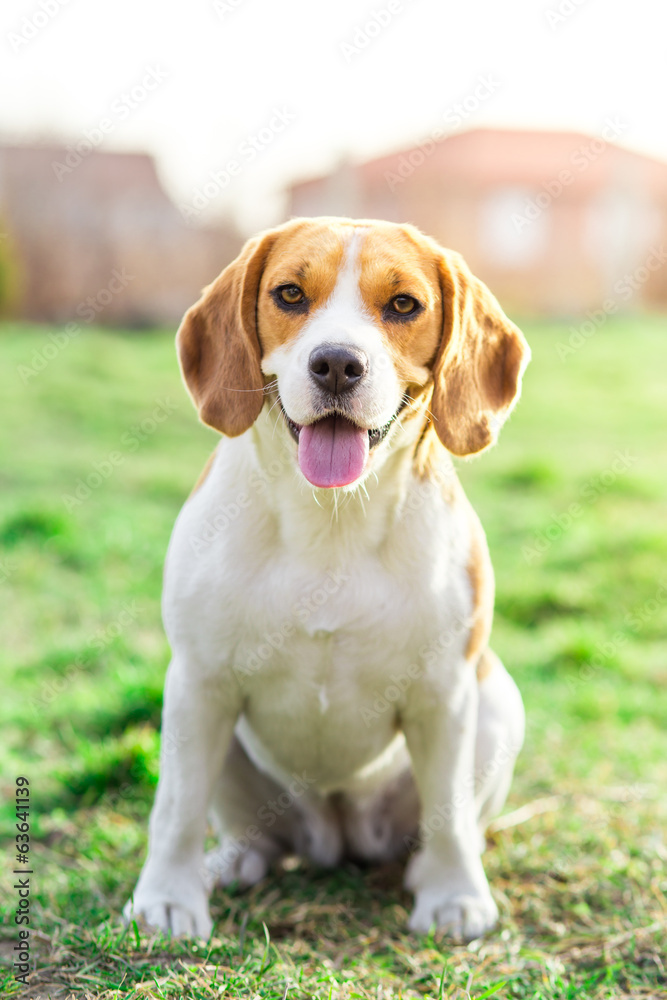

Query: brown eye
390,295,418,315
278,284,304,305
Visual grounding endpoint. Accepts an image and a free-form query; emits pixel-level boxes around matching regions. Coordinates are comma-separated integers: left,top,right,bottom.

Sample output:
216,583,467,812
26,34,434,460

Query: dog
124,216,530,941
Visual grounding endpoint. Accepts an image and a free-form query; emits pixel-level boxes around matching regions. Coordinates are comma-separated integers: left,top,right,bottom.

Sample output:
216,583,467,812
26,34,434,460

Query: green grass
1,316,666,999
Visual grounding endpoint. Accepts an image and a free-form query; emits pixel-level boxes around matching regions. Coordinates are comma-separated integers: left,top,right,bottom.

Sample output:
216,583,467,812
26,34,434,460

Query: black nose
308,344,369,395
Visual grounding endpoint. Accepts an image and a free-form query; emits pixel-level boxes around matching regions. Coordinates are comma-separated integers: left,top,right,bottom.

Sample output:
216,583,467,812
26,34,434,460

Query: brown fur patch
476,647,497,682
357,225,442,391
429,247,530,457
464,498,495,663
257,220,346,355
176,231,279,436
176,216,528,459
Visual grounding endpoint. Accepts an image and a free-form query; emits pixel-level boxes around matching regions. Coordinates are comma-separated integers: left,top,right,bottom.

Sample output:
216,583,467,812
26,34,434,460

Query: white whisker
330,489,340,525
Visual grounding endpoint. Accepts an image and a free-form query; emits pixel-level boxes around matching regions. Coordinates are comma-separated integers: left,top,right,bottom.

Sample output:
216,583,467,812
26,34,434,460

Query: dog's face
256,221,444,488
177,217,530,488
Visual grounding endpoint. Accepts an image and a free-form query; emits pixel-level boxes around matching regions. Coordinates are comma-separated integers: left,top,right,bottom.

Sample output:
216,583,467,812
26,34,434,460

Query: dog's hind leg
337,764,421,863
205,734,343,890
474,649,525,835
204,734,292,890
335,735,420,863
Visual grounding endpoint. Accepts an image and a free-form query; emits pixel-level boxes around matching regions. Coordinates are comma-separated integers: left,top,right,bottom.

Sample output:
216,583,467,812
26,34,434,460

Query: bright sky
1,0,665,232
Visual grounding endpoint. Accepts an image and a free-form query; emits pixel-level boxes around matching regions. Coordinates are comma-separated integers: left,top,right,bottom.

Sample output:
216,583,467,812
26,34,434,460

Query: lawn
1,316,666,999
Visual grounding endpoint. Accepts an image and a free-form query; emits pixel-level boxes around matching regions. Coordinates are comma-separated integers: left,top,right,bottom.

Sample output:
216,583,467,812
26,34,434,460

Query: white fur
124,232,525,942
261,230,403,435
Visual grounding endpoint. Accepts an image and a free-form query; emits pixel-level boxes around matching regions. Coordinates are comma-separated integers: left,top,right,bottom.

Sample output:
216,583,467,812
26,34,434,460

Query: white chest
163,439,473,790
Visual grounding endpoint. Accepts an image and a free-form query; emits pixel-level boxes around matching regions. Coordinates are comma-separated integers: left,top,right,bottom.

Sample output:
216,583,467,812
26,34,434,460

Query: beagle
124,217,530,941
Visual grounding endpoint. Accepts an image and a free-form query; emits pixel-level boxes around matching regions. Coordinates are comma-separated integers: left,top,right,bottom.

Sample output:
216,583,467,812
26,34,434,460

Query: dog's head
177,217,530,488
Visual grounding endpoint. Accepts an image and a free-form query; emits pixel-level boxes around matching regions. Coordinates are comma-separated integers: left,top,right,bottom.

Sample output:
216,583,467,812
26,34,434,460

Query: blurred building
288,128,667,315
0,144,241,325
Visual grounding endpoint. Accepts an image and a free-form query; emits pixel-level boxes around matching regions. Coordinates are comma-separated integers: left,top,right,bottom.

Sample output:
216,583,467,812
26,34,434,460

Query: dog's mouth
281,404,402,489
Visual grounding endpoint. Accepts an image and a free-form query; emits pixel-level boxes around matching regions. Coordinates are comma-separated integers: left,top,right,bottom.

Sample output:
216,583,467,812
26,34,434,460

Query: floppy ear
430,250,530,456
176,231,278,436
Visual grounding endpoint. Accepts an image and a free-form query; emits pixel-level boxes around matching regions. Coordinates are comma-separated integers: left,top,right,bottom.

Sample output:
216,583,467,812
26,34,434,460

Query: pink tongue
298,415,369,488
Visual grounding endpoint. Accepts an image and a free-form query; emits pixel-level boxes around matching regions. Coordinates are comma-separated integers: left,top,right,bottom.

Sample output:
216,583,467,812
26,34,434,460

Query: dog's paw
404,846,497,940
123,869,212,939
123,897,212,938
408,888,498,940
203,839,272,889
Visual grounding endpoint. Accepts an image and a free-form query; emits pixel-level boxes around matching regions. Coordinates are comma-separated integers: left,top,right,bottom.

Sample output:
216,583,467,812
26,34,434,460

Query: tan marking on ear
189,448,217,499
476,647,498,682
353,222,530,461
430,248,531,457
177,229,282,437
464,498,495,663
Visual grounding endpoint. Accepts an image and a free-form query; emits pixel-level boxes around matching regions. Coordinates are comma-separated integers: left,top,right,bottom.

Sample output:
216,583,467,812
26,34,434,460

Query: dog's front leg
402,672,497,941
123,658,239,938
